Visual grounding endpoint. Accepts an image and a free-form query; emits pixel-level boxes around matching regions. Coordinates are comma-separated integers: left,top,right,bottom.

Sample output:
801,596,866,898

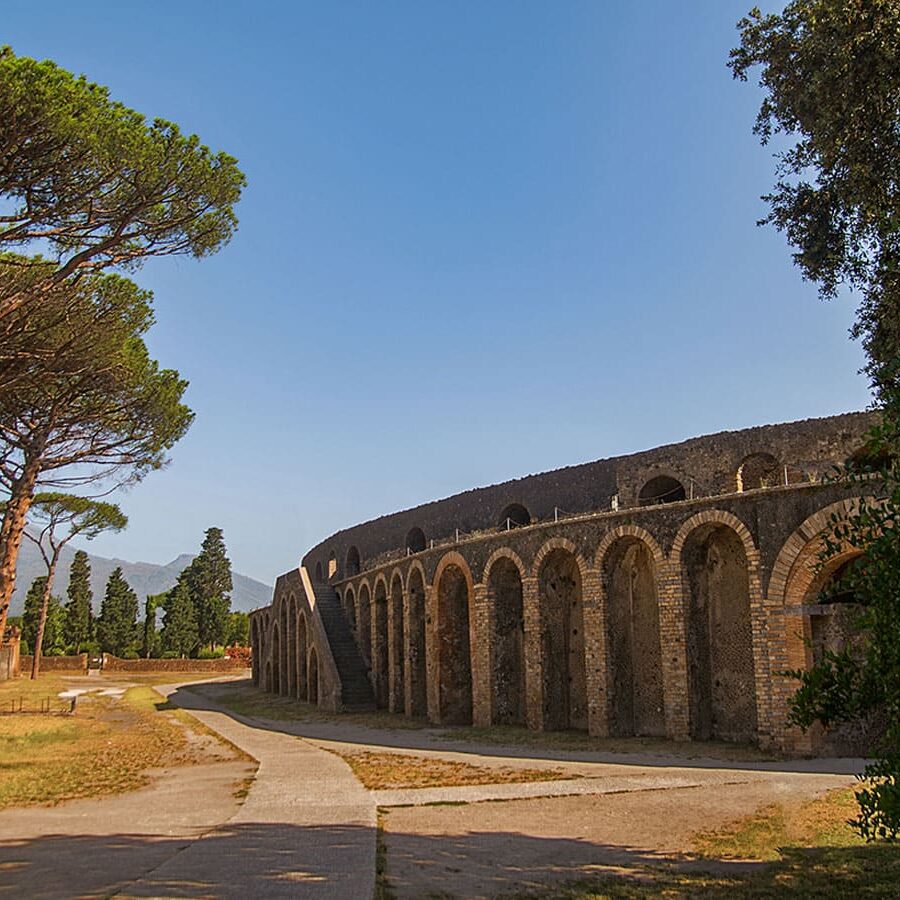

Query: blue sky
4,2,871,586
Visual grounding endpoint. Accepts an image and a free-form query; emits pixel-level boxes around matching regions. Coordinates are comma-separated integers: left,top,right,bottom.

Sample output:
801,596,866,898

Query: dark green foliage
185,528,233,650
21,576,45,653
160,579,198,659
225,611,250,647
142,593,163,659
21,575,63,656
0,46,245,313
97,567,138,657
64,550,92,652
730,1,900,402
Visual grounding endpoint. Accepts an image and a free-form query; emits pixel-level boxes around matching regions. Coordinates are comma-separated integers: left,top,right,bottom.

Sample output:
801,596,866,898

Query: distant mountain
9,542,273,616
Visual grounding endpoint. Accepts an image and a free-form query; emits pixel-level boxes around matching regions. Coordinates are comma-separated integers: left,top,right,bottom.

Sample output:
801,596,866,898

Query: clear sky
3,2,872,587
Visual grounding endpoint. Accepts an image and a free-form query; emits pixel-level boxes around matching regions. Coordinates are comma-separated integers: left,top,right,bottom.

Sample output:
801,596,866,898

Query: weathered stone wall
251,412,882,755
19,654,88,673
100,655,246,673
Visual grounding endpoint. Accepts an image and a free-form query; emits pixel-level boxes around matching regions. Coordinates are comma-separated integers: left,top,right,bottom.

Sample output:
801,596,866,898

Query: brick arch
431,550,476,593
670,509,759,564
767,498,868,605
593,524,665,572
530,537,590,580
481,547,527,585
405,559,427,593
373,572,389,596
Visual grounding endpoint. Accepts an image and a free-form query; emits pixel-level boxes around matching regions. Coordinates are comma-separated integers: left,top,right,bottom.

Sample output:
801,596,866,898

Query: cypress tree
97,567,138,657
161,580,199,658
64,550,93,652
186,528,233,650
21,576,45,654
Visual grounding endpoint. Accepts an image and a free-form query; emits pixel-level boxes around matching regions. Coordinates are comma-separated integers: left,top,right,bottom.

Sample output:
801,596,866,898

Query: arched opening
271,624,281,695
538,548,587,730
406,527,426,554
315,561,323,581
373,580,389,708
487,557,525,725
389,574,405,713
328,551,337,579
358,584,372,667
265,660,272,692
344,587,357,630
638,475,686,506
287,596,298,697
407,568,427,717
736,452,779,492
346,546,361,577
308,646,319,705
683,524,757,743
297,613,309,701
498,503,531,529
279,602,289,696
436,563,473,724
603,539,664,737
250,619,260,686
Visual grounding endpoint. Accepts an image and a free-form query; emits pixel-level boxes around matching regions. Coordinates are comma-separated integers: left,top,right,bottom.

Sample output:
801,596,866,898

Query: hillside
10,542,273,616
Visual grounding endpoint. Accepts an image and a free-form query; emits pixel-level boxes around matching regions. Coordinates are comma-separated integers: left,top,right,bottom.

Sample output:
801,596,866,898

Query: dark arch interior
314,561,323,581
498,503,531,528
346,545,361,576
406,527,426,554
639,475,686,506
737,452,779,492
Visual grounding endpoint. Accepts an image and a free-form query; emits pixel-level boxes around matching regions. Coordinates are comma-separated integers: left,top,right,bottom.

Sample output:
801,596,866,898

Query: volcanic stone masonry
250,411,881,755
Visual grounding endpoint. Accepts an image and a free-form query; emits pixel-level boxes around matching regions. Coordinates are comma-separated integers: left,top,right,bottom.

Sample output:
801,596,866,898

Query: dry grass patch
334,749,577,791
0,677,246,809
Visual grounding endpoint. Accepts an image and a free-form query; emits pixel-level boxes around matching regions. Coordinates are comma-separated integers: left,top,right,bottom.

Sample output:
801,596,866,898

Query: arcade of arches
250,498,877,756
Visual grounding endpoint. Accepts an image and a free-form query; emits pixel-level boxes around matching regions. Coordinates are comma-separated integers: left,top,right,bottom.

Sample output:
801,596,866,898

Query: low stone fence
20,654,88,673
100,655,248,673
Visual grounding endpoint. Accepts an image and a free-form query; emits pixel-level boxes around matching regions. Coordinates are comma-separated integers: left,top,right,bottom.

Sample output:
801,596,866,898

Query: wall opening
374,580,389,708
407,568,427,717
346,545,361,577
315,561,323,581
603,539,665,737
308,646,319,705
328,552,337,579
683,524,757,743
272,624,281,695
287,596,298,697
297,613,308,701
736,453,779,492
437,563,473,724
487,557,526,726
344,587,357,630
389,574,405,713
498,503,531,529
638,475,686,506
279,602,289,696
265,660,272,692
538,548,587,730
406,527,427,554
358,584,372,667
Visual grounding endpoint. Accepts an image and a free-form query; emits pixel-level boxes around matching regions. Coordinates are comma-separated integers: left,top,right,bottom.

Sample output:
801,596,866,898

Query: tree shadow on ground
170,680,865,777
1,823,896,899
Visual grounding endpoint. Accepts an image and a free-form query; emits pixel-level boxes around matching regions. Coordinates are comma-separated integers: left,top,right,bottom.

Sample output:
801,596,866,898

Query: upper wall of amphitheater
297,411,877,588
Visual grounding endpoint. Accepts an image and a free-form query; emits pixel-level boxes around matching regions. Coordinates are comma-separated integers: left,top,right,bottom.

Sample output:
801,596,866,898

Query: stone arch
287,594,298,697
271,623,281,695
328,551,337,579
597,528,665,737
346,545,361,577
308,645,319,705
533,538,589,731
639,474,686,506
344,586,357,631
498,503,531,529
278,599,289,696
357,581,372,667
250,617,260,686
389,571,405,713
432,552,476,725
675,511,760,743
373,576,389,707
265,660,272,692
736,452,780,492
406,527,427,554
315,561,323,581
297,612,309,701
484,550,526,726
405,563,428,717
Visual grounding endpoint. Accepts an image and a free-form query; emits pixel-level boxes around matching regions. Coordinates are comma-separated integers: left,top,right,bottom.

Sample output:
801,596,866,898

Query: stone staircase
306,579,376,711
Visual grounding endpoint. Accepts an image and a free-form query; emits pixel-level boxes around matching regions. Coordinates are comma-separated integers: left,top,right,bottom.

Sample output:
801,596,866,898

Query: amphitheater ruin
250,411,879,755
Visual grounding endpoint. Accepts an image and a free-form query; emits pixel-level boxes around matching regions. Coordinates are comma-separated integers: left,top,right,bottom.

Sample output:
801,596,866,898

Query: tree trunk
30,553,59,680
0,452,44,639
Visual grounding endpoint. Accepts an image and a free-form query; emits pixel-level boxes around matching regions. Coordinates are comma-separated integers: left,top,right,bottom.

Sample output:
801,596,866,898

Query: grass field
0,673,248,809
